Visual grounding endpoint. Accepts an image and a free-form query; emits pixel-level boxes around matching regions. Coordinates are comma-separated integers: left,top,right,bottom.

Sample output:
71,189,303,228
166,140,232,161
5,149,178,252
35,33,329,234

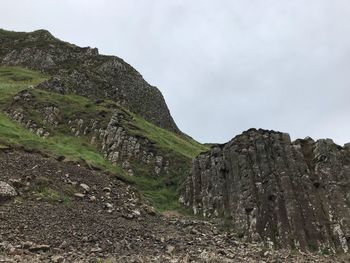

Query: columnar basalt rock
183,128,350,252
67,113,169,177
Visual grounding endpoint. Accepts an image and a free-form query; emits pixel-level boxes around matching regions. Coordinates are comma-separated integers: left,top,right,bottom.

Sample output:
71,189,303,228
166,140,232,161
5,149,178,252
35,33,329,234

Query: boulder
0,181,17,201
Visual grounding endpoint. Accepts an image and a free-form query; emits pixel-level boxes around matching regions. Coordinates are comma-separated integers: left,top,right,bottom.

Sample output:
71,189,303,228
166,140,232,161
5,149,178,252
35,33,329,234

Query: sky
1,0,350,145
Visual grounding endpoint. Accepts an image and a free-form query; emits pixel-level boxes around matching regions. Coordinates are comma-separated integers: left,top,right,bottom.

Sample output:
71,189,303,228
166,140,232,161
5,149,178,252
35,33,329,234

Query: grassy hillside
0,67,125,174
0,66,208,211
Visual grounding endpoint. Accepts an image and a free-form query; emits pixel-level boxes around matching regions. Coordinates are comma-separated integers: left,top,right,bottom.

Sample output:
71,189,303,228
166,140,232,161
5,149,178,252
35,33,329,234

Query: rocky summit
0,29,180,133
182,128,350,253
0,28,349,262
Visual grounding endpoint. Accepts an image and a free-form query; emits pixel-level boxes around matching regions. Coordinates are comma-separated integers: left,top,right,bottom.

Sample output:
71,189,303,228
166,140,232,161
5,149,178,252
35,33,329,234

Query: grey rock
183,128,350,252
79,183,90,193
102,187,112,192
166,245,175,254
0,181,17,201
51,255,64,263
105,203,113,209
28,244,50,252
132,209,141,217
74,193,85,198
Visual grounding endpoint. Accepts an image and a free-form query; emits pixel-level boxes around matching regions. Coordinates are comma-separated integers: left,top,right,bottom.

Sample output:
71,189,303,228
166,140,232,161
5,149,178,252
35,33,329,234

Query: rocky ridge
183,128,350,253
0,28,180,133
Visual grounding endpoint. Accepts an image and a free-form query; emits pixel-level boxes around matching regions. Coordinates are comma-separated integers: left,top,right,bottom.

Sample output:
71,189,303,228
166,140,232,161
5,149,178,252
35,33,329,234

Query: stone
132,209,141,217
0,181,17,201
74,193,85,198
144,205,156,216
51,255,64,263
102,187,111,192
90,247,103,253
22,241,34,249
166,245,175,254
79,183,90,192
29,244,50,252
105,203,113,209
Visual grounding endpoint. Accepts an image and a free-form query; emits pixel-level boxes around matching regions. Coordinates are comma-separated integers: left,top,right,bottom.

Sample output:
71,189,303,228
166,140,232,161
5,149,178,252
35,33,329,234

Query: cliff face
182,129,350,252
0,29,180,133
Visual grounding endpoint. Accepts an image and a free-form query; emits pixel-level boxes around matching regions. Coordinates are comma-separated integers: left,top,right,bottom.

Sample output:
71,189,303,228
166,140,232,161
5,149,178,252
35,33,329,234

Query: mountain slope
0,28,180,134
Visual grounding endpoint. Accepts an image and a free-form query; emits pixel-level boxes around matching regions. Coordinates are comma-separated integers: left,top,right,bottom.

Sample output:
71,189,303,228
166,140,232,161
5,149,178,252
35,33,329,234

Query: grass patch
32,177,72,204
0,67,47,109
0,66,47,85
32,176,72,203
130,114,208,159
33,88,106,115
34,187,71,203
0,112,126,177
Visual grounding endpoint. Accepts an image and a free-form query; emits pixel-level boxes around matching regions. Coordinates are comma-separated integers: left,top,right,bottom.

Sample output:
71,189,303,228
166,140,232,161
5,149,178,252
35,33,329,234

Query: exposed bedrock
182,128,350,252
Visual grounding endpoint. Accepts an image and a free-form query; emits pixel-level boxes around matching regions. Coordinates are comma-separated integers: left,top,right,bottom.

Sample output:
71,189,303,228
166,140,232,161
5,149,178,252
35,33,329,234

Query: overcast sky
2,0,350,145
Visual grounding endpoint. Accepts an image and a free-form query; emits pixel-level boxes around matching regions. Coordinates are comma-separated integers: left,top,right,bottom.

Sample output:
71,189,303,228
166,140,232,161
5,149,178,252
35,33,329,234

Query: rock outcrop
6,89,170,178
183,128,350,253
0,29,180,134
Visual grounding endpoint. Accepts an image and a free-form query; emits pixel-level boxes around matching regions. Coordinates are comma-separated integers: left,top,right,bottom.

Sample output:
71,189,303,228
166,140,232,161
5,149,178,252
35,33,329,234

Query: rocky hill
182,128,350,253
0,29,180,134
0,29,349,262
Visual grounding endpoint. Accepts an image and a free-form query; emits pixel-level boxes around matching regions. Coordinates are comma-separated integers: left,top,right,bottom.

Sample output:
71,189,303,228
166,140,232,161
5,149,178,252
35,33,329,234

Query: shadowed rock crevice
183,128,350,252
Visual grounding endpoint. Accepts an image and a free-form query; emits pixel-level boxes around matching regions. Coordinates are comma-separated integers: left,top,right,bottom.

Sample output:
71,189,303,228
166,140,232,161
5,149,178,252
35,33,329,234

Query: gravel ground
0,149,349,262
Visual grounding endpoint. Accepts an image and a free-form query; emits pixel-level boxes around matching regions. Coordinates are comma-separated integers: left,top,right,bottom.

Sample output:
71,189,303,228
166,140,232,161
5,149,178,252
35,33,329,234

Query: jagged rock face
183,129,350,252
0,29,180,134
69,113,170,177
